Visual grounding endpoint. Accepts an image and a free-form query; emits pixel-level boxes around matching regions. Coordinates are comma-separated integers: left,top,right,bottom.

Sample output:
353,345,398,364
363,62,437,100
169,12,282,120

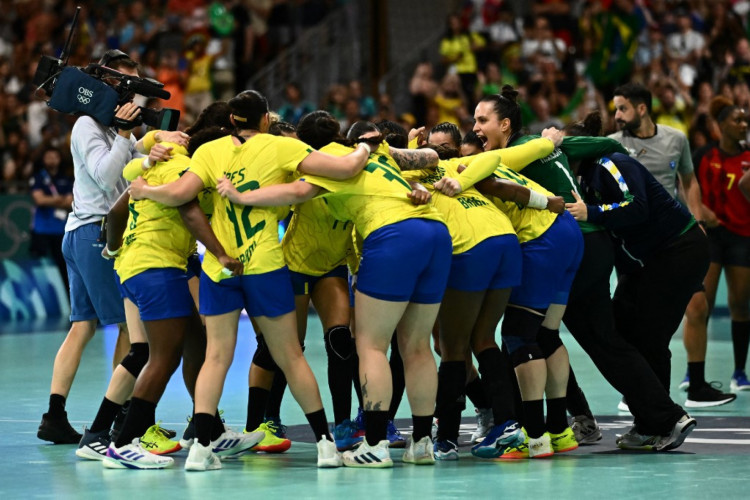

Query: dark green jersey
507,135,626,233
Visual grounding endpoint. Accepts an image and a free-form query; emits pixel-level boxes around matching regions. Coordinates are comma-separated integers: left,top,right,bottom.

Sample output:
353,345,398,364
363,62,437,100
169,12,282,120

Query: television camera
32,7,180,131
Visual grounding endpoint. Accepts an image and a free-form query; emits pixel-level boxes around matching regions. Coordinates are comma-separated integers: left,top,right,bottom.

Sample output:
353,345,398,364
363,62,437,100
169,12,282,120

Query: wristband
221,267,233,276
142,157,152,169
358,142,372,155
527,189,548,209
106,246,121,257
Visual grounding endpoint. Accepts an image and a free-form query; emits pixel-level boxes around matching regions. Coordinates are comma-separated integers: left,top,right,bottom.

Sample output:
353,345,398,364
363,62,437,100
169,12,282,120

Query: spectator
278,82,315,126
439,13,485,109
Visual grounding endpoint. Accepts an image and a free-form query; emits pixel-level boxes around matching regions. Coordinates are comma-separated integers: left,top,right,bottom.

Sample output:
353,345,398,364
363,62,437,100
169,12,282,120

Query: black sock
565,367,594,419
435,361,465,442
388,335,405,421
305,409,331,441
326,352,354,425
364,410,389,446
265,370,287,420
412,414,433,442
732,320,750,372
477,347,516,424
246,387,270,432
194,412,214,447
90,397,122,433
545,397,568,434
687,361,706,388
352,350,363,410
114,397,156,448
210,411,224,441
522,399,545,439
48,394,66,418
465,375,489,410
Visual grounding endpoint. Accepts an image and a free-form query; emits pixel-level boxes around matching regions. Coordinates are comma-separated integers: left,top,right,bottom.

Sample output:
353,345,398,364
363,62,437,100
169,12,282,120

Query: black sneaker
686,382,737,408
75,427,111,460
37,412,82,444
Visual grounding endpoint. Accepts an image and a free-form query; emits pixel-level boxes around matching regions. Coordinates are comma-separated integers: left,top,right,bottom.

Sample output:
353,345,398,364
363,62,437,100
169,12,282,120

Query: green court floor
1,315,748,499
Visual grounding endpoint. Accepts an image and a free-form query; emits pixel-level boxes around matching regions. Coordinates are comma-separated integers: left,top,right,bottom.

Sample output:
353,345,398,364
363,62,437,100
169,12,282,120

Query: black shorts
707,225,750,267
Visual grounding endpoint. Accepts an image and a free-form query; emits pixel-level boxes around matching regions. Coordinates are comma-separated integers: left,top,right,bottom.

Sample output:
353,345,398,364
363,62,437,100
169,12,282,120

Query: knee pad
120,342,149,377
324,325,354,361
252,335,278,371
501,308,545,367
537,327,563,358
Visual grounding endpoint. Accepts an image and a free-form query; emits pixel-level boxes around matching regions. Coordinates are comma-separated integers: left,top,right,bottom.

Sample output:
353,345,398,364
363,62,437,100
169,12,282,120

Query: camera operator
38,50,185,444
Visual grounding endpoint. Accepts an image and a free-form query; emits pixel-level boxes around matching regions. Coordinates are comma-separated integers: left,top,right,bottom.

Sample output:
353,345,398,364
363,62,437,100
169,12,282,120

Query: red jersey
696,146,750,237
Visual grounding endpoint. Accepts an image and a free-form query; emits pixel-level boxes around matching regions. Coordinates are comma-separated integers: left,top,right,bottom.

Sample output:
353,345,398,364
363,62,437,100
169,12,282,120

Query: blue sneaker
433,439,459,461
471,420,525,459
679,372,690,391
387,420,406,448
333,419,362,451
731,370,750,391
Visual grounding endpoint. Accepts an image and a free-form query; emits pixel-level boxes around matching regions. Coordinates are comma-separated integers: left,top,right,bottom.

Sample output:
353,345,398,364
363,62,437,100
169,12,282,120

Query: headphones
99,49,132,67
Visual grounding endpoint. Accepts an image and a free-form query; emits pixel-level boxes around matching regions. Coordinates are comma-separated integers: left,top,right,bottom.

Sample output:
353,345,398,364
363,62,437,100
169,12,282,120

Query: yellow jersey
488,165,557,243
403,158,514,254
300,142,445,241
188,133,312,281
282,195,353,276
115,157,194,283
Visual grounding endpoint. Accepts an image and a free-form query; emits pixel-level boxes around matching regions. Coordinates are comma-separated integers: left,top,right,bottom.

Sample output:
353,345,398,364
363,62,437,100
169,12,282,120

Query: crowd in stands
4,0,750,196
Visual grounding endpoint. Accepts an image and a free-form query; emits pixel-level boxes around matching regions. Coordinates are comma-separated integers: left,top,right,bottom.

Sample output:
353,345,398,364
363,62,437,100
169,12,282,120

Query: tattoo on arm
390,148,437,170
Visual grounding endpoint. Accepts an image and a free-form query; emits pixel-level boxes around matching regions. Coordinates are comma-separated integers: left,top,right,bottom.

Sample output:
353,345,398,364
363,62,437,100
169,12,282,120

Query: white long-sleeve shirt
65,116,141,232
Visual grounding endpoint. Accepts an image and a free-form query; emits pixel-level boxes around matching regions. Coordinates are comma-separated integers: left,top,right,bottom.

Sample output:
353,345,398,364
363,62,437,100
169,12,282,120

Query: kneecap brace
252,335,278,371
324,325,354,361
537,327,563,358
501,307,545,367
120,342,149,377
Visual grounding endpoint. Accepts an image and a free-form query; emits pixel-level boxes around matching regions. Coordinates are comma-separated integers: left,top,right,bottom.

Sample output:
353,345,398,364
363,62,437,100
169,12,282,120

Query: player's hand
218,255,243,276
147,144,173,166
408,126,425,145
129,176,149,200
547,195,565,214
565,190,588,221
407,185,432,205
216,176,240,202
156,130,189,147
433,176,462,196
541,127,564,147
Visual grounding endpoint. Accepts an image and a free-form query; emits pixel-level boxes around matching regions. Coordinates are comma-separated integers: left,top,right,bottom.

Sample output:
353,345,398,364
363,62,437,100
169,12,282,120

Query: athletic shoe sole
75,446,107,461
102,456,172,470
685,396,737,408
730,381,750,392
657,417,697,452
252,440,292,453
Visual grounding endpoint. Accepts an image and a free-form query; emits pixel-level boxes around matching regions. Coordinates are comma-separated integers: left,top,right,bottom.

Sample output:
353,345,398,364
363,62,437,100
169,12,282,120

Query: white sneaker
402,436,435,465
342,439,393,468
316,435,343,468
102,438,174,469
528,433,553,459
471,408,494,443
212,427,264,458
617,398,630,413
185,442,222,471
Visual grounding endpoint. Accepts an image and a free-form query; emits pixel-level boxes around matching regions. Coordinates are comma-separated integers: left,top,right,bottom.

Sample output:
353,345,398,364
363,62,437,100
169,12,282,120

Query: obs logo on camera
77,86,93,105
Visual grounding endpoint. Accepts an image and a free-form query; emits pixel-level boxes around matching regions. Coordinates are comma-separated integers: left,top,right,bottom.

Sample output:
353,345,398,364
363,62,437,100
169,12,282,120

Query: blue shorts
118,268,194,321
357,218,452,304
290,265,348,295
199,267,295,318
62,223,125,325
510,212,584,309
448,234,522,291
186,253,202,280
